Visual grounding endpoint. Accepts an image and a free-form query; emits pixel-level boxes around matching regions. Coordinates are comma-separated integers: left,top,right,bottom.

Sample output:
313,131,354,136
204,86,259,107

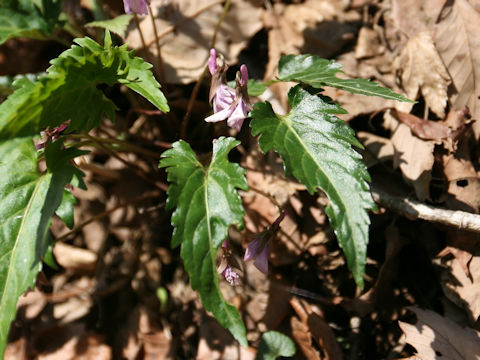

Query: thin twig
180,0,231,138
372,185,480,232
148,4,167,87
147,0,224,45
134,13,152,64
55,190,162,242
247,185,283,212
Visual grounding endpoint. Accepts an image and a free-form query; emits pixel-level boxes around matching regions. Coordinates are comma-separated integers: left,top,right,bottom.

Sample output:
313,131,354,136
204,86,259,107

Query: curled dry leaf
392,109,450,142
126,0,263,84
434,0,480,135
399,307,480,360
441,252,480,322
393,31,450,118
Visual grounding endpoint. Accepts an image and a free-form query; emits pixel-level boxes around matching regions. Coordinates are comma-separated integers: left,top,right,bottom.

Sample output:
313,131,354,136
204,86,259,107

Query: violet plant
0,2,413,356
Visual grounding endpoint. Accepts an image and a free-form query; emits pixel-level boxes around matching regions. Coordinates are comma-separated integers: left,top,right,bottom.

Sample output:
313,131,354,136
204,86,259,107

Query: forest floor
2,0,480,359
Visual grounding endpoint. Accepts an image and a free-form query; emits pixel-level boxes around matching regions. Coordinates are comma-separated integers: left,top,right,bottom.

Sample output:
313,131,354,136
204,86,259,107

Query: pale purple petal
253,245,269,274
239,64,248,86
208,48,218,75
226,100,247,131
205,106,234,123
223,266,241,286
213,84,235,113
244,236,264,262
124,0,148,14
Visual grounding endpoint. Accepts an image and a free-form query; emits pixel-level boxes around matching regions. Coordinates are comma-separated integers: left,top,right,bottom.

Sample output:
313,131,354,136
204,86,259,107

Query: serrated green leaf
86,15,133,38
159,137,248,346
251,86,375,288
0,137,75,358
256,331,296,360
278,54,414,102
0,34,168,140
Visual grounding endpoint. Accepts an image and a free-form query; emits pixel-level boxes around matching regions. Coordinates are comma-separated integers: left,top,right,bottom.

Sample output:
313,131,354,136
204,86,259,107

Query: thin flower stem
55,190,162,242
66,133,169,158
90,139,167,191
247,185,283,213
148,4,167,87
180,0,231,139
133,13,152,64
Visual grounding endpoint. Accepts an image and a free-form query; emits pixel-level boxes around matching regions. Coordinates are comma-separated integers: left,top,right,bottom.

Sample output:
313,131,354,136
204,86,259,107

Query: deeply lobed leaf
0,137,77,358
159,137,248,346
251,86,375,288
278,54,413,102
0,32,169,140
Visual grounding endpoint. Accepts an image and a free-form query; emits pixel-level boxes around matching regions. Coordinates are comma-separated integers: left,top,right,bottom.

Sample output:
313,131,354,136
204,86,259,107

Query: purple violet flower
217,240,242,286
244,211,286,275
123,0,149,15
205,49,252,131
35,121,70,150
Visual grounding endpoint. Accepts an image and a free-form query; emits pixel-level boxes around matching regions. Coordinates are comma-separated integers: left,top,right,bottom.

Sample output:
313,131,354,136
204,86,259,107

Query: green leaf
247,79,267,97
227,78,267,97
159,137,248,346
0,0,62,44
0,33,169,140
278,54,414,102
256,331,296,360
251,86,375,288
0,72,44,96
0,137,75,358
86,15,133,38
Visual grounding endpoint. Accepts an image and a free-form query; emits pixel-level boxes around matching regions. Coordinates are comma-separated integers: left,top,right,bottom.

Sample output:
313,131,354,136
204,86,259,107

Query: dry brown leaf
290,317,321,360
53,242,97,273
399,307,480,359
391,0,447,37
442,253,480,321
357,131,394,168
388,111,435,201
393,110,450,141
126,0,263,84
35,324,112,360
443,137,480,212
434,0,480,134
393,31,450,118
355,27,385,59
264,0,358,81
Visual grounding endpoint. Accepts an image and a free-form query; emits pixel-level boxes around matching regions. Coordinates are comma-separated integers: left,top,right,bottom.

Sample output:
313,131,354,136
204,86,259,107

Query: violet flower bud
244,211,286,275
123,0,149,15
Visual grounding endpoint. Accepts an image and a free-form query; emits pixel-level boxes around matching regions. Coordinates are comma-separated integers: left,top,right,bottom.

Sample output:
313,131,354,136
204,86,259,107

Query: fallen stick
371,186,480,232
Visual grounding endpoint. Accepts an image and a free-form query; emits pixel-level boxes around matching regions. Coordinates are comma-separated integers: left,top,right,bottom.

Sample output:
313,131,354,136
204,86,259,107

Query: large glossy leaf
159,137,248,346
278,54,413,102
251,86,375,288
0,32,168,140
0,137,75,358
